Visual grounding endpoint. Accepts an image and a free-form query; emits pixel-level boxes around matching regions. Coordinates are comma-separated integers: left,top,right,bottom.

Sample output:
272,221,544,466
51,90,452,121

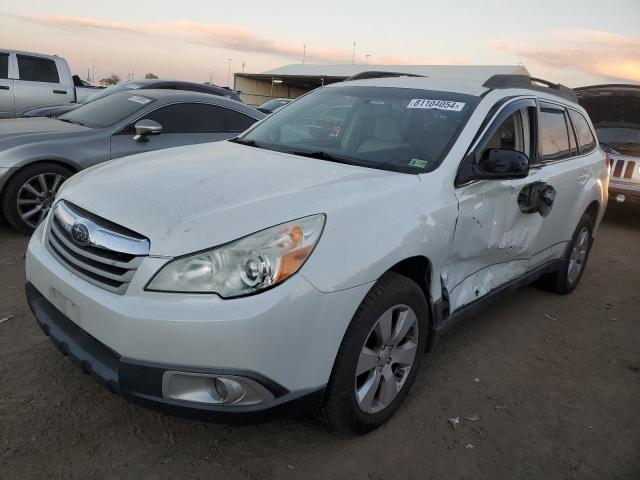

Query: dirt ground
1,204,639,480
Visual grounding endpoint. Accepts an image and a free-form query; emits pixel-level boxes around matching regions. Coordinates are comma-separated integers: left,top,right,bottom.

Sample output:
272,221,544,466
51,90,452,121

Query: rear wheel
319,272,429,434
1,163,72,234
537,213,594,294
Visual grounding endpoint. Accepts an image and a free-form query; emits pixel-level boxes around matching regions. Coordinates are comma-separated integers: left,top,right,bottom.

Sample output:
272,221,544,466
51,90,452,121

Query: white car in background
26,73,608,433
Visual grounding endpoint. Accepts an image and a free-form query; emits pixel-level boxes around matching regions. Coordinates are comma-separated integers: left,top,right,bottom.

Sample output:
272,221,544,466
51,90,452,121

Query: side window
569,110,597,153
539,105,571,161
17,55,60,83
221,108,256,133
480,107,534,159
0,54,8,79
137,103,254,133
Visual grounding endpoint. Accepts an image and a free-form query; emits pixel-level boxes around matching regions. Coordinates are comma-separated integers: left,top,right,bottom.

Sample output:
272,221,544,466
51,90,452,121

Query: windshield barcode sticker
128,96,150,104
407,99,465,111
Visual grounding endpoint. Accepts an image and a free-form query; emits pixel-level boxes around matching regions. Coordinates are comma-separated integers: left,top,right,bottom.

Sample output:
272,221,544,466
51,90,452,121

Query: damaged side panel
442,172,547,312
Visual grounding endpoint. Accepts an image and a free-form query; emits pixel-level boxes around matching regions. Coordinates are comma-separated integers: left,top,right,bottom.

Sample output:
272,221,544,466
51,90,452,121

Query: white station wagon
26,73,608,433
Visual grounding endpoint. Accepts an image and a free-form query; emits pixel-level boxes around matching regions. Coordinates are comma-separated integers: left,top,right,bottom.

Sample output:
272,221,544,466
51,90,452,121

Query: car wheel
537,213,594,295
319,272,429,434
1,163,73,234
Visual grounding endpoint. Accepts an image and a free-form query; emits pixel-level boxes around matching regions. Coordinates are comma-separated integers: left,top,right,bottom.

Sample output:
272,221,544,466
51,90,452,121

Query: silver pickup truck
0,49,100,118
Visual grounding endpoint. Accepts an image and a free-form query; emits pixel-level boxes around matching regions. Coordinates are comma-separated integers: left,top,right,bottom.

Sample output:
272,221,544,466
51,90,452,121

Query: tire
1,162,73,234
537,213,594,295
319,272,429,434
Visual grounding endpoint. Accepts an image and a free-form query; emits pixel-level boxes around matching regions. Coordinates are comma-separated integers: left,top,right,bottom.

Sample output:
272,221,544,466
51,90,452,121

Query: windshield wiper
229,137,260,148
58,118,86,127
284,149,364,166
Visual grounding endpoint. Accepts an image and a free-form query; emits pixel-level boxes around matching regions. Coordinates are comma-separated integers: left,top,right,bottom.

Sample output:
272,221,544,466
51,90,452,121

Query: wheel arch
0,159,79,197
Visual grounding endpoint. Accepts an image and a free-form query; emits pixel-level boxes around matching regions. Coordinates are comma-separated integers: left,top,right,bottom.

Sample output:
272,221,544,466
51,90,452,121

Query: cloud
490,29,640,83
7,13,460,66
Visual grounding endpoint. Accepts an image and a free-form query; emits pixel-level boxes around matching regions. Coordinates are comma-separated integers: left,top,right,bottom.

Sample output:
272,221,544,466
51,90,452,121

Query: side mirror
133,119,162,142
477,149,530,179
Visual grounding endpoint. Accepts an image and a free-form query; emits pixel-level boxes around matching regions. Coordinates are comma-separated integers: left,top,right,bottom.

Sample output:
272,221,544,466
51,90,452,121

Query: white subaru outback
25,73,608,433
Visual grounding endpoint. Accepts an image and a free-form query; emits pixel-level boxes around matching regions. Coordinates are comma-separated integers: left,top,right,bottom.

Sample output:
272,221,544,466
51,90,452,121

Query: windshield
81,82,145,104
241,86,479,173
596,127,640,146
59,92,155,128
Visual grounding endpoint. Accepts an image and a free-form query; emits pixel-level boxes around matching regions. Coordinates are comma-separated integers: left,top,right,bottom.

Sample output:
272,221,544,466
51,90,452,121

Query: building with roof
233,64,530,106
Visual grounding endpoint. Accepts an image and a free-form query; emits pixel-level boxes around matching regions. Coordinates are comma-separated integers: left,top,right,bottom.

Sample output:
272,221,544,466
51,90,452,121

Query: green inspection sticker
408,159,428,168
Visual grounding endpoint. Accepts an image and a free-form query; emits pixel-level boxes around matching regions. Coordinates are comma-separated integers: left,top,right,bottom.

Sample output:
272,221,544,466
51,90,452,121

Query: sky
1,0,639,87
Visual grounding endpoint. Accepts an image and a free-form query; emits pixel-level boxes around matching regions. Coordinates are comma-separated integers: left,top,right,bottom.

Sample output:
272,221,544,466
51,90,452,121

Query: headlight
146,214,325,297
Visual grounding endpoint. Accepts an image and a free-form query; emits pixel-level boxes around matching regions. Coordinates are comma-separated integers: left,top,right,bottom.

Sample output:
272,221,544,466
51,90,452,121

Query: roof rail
344,71,425,82
483,74,578,103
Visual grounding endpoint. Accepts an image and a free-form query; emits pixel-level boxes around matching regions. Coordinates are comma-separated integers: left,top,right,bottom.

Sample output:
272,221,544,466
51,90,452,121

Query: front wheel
1,163,72,234
537,213,594,294
319,272,429,434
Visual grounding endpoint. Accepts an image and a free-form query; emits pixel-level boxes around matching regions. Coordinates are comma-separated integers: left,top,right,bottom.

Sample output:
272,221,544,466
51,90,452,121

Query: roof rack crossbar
344,71,425,82
483,74,578,103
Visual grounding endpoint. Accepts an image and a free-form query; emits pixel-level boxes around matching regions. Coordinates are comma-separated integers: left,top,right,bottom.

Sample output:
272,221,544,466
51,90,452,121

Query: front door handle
0,85,9,90
53,89,68,94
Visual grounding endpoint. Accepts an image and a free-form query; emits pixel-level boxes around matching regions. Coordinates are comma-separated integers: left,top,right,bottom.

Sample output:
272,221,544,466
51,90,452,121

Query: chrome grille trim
45,201,150,294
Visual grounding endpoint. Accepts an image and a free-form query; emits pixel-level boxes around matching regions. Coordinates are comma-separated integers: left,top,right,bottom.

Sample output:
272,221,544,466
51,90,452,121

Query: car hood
59,141,418,256
576,84,640,127
0,117,91,149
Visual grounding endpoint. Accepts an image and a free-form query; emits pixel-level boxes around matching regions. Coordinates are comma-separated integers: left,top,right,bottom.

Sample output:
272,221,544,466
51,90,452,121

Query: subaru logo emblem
71,222,90,246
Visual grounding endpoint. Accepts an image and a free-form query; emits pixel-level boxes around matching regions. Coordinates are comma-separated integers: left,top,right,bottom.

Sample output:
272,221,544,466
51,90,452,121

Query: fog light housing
162,371,275,406
615,194,626,203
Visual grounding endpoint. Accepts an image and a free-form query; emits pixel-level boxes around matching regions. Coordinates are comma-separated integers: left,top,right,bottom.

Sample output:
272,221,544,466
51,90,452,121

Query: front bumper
26,282,324,423
25,221,372,422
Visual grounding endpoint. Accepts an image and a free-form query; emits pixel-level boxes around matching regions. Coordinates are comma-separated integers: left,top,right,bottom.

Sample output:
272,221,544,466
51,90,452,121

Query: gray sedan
0,89,265,233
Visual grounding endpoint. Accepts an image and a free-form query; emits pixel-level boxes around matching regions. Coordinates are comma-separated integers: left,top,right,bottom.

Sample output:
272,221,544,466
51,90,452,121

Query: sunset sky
1,0,639,87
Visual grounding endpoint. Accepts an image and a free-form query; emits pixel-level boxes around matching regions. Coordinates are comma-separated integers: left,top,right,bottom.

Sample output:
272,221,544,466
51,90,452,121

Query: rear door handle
576,173,589,185
0,85,9,90
53,89,68,94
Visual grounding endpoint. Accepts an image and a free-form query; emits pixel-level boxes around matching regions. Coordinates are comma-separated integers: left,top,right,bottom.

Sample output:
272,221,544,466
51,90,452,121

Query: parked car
575,84,640,204
257,98,292,114
25,73,608,433
0,49,101,118
0,89,265,232
22,79,245,118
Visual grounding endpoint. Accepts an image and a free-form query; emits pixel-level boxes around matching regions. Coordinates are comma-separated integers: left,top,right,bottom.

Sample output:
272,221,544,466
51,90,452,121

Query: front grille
46,201,150,294
611,158,637,179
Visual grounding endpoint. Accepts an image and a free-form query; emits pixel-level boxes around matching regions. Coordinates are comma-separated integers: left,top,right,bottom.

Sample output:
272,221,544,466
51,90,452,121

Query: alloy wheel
355,304,419,414
567,226,590,284
16,173,67,229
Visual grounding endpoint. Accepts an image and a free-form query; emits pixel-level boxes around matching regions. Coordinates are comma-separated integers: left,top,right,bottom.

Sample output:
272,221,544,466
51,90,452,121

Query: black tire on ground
319,272,429,434
1,162,73,234
537,213,594,295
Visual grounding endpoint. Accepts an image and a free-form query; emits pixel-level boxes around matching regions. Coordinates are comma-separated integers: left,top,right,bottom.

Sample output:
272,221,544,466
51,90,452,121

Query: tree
145,73,159,79
99,74,121,86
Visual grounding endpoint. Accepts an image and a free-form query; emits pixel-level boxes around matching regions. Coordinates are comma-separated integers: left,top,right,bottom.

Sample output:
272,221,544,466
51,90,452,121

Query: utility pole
303,44,306,64
365,54,371,65
227,58,232,87
352,42,356,65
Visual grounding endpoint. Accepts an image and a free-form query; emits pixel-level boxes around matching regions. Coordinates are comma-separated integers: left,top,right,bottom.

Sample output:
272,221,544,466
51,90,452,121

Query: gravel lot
1,204,639,480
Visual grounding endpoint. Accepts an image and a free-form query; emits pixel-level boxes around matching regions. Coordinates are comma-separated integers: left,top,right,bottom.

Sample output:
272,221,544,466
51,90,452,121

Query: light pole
227,58,232,88
242,61,245,74
352,42,356,65
366,54,370,65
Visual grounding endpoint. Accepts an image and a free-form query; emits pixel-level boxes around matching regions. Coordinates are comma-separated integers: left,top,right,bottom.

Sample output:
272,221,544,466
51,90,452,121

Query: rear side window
0,54,8,79
569,110,597,153
17,55,60,83
142,103,255,133
539,106,571,161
